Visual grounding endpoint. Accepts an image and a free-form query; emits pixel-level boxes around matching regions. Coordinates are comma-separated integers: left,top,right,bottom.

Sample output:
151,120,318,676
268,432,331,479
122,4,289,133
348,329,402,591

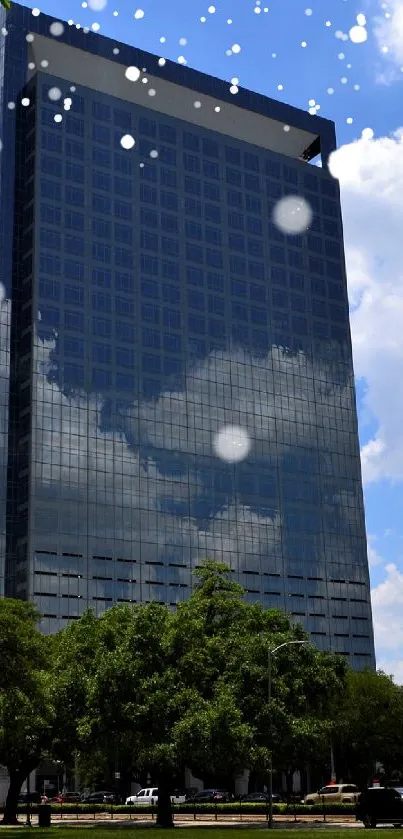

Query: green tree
50,560,347,827
333,669,403,786
0,599,54,824
0,0,11,10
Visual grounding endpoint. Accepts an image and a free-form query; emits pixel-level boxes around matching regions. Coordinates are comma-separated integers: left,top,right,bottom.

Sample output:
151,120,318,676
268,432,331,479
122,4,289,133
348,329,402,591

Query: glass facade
0,3,375,669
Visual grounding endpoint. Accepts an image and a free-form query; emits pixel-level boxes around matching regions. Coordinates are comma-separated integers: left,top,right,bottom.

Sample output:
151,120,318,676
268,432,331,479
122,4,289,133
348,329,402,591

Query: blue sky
13,0,403,677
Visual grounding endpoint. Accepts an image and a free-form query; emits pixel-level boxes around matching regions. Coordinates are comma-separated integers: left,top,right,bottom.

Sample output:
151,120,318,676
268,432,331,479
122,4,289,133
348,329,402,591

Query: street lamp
267,640,308,829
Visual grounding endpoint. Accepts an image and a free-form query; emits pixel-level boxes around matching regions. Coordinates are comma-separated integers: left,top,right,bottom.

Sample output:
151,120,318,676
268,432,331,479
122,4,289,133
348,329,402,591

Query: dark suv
356,787,403,828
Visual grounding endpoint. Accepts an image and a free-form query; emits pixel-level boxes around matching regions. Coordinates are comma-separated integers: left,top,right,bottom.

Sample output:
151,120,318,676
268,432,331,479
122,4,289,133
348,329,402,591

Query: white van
125,788,187,805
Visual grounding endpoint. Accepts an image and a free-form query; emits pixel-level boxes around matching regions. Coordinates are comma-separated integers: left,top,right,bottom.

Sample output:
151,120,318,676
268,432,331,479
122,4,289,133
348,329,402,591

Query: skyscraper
0,3,375,669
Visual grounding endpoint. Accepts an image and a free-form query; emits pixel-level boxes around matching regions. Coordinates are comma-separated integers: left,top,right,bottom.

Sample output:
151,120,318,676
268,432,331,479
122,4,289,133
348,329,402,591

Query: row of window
40,92,337,196
39,153,339,220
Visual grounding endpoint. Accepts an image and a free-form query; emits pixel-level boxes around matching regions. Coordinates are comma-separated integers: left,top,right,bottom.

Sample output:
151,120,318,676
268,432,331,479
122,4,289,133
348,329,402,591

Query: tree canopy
2,561,403,828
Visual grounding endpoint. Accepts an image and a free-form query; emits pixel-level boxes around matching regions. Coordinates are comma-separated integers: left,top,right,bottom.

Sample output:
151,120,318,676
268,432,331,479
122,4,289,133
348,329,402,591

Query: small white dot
263,6,268,10
1,27,8,35
113,47,120,54
158,57,166,66
125,66,141,82
230,85,239,94
193,100,202,108
134,8,145,18
26,33,34,42
305,7,313,15
356,12,366,25
120,134,136,150
208,5,216,12
301,41,307,47
254,6,261,12
148,88,156,96
327,87,334,94
272,52,277,58
338,52,345,59
68,19,74,25
49,21,64,36
277,84,283,90
283,124,290,132
381,45,388,53
150,149,159,158
179,37,187,45
325,20,331,27
341,76,348,84
28,62,35,70
142,77,148,83
82,2,88,6
214,105,221,112
139,162,145,168
231,43,241,53
160,36,166,43
70,85,76,92
346,117,353,124
177,55,187,64
231,76,239,84
7,102,15,110
88,0,107,8
308,107,316,115
91,22,100,31
225,49,232,56
31,7,40,15
354,83,360,90
308,98,316,106
75,23,81,29
200,16,206,22
54,114,63,123
40,59,49,68
227,18,232,23
113,10,118,15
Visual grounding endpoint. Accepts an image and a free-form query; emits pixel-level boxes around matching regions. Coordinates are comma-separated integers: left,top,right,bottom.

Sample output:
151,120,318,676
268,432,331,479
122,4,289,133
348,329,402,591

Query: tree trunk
2,768,27,825
156,771,173,828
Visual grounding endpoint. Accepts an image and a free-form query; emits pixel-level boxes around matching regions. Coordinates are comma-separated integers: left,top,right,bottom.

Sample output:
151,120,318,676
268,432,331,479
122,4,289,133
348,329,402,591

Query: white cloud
367,534,384,568
371,563,403,683
330,129,403,483
373,0,403,73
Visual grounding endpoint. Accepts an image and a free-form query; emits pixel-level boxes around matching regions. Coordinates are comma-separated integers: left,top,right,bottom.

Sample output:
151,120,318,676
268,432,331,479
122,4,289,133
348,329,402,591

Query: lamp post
267,640,308,829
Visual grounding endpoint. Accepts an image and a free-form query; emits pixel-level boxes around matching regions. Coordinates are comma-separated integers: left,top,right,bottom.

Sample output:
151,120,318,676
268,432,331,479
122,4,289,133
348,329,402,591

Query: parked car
185,789,231,803
241,792,282,803
304,783,359,805
18,792,41,804
356,786,403,828
81,791,116,804
125,788,187,806
126,788,159,806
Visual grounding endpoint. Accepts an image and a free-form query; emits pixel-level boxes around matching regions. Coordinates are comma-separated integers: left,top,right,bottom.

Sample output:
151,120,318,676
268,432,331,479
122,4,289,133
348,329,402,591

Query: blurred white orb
120,134,135,149
361,127,374,140
272,195,313,234
349,24,367,43
48,86,62,101
213,425,251,463
125,66,141,82
50,21,64,36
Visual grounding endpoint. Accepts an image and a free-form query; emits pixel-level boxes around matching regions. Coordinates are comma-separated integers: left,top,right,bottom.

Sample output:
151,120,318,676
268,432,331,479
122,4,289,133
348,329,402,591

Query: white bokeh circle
213,425,251,463
272,195,313,234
